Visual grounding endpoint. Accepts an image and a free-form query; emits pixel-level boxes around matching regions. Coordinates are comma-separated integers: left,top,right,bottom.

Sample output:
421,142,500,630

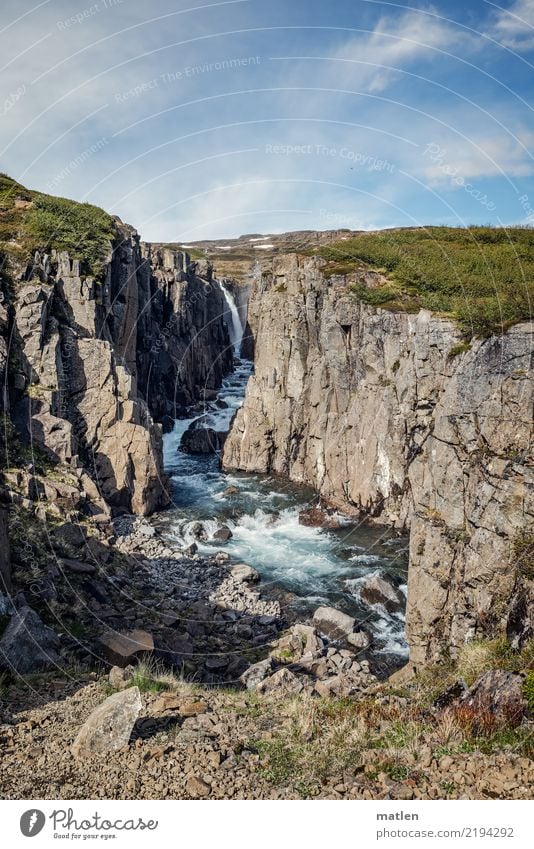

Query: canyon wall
3,224,232,516
223,253,534,666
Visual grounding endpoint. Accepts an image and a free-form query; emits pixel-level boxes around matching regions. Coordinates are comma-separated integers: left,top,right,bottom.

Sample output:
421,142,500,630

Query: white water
220,281,244,355
159,285,409,663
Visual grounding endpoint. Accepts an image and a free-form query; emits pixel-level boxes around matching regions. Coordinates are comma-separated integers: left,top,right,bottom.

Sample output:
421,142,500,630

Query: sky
1,0,534,240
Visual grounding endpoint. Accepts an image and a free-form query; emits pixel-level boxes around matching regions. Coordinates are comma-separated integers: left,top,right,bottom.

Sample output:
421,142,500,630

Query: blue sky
1,0,534,239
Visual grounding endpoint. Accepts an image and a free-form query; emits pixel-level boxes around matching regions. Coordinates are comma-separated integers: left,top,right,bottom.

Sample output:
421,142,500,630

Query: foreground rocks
0,673,532,801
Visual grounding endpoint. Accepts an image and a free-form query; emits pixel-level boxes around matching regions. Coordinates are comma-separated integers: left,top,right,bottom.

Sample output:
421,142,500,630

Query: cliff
0,178,232,516
223,253,534,666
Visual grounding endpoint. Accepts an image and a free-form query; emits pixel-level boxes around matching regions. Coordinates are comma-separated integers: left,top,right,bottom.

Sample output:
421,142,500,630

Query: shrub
314,227,534,338
512,527,534,580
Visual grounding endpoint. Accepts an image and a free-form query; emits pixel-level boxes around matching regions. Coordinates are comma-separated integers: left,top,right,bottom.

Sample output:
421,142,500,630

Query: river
157,282,409,666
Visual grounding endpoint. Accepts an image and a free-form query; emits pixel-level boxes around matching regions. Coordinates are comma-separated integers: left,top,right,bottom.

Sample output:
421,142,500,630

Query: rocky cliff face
2,224,232,516
223,253,534,666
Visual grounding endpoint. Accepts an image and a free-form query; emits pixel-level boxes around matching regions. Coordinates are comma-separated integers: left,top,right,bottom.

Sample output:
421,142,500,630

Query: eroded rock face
223,254,534,665
0,606,62,673
6,228,233,517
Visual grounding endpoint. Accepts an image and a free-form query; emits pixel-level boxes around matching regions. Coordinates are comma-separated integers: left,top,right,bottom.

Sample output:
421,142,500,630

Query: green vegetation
524,671,534,713
0,173,116,275
448,342,472,358
312,227,534,337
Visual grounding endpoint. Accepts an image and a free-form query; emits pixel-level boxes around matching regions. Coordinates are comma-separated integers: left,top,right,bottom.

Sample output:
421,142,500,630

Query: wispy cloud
488,0,534,51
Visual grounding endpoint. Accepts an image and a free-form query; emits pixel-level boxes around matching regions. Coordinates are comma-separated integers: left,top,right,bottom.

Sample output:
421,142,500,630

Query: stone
230,563,260,583
213,526,232,542
434,680,467,710
257,667,303,695
180,425,226,454
224,486,239,496
346,630,372,650
59,558,96,575
71,687,142,758
99,630,154,667
461,670,527,727
312,606,356,640
359,573,405,614
239,658,274,689
0,606,62,673
109,665,134,690
54,522,89,549
186,776,211,797
298,505,342,528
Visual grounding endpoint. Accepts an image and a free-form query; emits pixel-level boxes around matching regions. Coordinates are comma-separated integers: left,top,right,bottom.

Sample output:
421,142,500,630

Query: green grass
311,226,534,337
0,173,116,276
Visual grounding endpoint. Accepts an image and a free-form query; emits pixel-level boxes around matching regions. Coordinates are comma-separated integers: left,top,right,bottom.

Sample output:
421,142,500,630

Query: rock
312,606,355,640
109,665,134,690
205,655,229,670
99,630,154,667
190,522,208,541
54,522,89,549
359,572,405,614
0,591,14,617
346,630,372,650
179,700,208,717
461,669,527,727
180,425,226,454
239,657,274,690
71,687,142,758
434,680,467,710
186,776,211,797
257,667,303,695
230,563,260,583
0,606,62,673
240,657,274,689
298,505,342,528
223,485,239,495
213,526,233,542
184,542,198,556
59,557,96,575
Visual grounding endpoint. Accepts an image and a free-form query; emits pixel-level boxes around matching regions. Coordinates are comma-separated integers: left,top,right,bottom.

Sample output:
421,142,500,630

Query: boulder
239,657,274,689
99,630,154,667
299,505,342,528
312,606,355,641
53,522,89,549
346,630,372,650
257,667,303,695
461,669,527,727
59,557,96,575
180,425,226,454
230,563,260,583
223,485,239,496
0,606,62,673
359,572,405,614
213,526,233,542
71,687,142,758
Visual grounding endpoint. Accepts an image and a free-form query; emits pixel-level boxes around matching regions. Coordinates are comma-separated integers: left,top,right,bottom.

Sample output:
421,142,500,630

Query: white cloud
489,0,534,51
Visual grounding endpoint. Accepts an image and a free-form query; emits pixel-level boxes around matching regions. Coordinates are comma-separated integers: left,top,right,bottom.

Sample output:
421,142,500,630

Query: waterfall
220,281,244,355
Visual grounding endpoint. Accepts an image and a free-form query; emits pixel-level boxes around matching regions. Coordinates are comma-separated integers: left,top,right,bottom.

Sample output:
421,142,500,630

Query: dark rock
462,669,527,727
434,679,467,710
54,522,89,549
0,606,62,673
59,557,96,575
213,526,232,542
360,572,405,614
180,424,226,454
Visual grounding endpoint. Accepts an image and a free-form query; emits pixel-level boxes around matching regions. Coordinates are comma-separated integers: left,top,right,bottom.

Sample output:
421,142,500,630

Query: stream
157,282,409,666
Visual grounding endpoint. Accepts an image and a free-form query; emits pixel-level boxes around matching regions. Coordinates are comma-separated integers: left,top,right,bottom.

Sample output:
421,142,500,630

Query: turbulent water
159,284,409,663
